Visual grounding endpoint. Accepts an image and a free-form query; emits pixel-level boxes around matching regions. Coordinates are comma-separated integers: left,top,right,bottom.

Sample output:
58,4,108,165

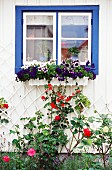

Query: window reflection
61,40,88,62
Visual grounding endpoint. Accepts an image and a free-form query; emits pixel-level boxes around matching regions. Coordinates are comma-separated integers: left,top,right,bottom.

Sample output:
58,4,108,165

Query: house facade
0,0,112,150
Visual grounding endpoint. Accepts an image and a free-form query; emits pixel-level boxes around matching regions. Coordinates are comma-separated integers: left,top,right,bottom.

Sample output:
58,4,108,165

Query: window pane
61,16,88,38
61,40,88,62
26,15,53,38
26,40,53,61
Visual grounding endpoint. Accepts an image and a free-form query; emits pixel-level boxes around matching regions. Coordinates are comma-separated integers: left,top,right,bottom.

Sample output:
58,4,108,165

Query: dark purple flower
77,72,83,78
70,72,77,79
75,63,79,66
29,71,36,78
91,63,95,68
58,77,64,81
56,67,62,74
63,70,69,76
86,60,90,66
38,68,42,70
85,67,91,72
62,61,65,65
71,65,74,68
65,64,69,67
93,72,96,80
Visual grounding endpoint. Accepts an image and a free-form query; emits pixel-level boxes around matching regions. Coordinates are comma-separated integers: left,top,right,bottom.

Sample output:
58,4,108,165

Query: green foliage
68,46,80,56
0,117,9,124
59,153,112,170
0,97,8,106
92,111,112,168
1,84,112,169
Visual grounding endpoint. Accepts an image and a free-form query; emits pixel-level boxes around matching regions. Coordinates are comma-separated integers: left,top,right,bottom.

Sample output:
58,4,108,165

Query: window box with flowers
16,59,96,86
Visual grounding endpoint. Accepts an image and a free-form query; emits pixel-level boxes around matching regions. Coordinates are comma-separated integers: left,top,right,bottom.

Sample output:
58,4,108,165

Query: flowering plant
9,84,95,169
0,97,9,109
0,97,9,124
16,59,96,82
92,110,112,168
1,84,112,169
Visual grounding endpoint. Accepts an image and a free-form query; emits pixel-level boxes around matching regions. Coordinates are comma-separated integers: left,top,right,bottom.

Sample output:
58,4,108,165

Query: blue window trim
15,5,99,74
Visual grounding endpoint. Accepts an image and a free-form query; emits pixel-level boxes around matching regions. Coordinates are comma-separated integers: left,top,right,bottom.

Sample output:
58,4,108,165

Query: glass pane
61,40,88,62
61,16,88,38
26,40,53,62
26,15,53,38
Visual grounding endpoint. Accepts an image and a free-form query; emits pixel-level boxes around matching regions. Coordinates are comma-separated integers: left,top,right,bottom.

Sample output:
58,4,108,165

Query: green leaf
42,130,49,136
20,117,30,120
109,157,112,163
44,102,50,108
86,139,92,145
12,139,18,145
30,117,36,121
78,145,83,149
10,130,16,134
88,116,94,123
24,134,32,140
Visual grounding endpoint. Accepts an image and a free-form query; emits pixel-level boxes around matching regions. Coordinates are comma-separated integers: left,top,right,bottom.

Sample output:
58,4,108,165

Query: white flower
103,126,109,133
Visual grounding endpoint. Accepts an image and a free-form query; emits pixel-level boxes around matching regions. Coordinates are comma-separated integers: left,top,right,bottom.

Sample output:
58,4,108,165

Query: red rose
76,90,81,94
56,98,60,102
83,128,91,137
48,84,53,90
60,95,65,100
54,115,61,121
57,92,61,96
27,148,36,157
61,103,65,107
50,102,57,109
3,103,9,109
3,155,10,162
65,96,72,102
41,96,46,100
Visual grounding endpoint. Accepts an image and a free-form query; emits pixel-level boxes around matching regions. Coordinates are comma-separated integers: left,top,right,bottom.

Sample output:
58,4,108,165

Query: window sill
29,77,88,86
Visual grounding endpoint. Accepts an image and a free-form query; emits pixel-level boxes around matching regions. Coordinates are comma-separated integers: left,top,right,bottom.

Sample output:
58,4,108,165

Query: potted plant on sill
68,46,80,61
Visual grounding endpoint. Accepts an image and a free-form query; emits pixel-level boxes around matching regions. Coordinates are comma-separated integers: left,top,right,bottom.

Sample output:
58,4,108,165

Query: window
15,6,99,74
58,13,91,64
23,13,56,64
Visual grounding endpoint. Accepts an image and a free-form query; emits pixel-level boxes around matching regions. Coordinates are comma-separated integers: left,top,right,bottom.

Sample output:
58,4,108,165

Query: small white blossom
103,126,109,133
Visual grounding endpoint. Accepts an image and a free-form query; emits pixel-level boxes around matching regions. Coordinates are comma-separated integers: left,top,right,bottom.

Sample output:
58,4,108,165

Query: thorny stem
71,136,83,153
69,136,74,150
100,144,106,168
102,143,111,168
102,153,106,168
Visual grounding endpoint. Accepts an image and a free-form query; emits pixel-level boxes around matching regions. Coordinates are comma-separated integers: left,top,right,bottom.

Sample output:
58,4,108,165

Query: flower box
29,77,88,86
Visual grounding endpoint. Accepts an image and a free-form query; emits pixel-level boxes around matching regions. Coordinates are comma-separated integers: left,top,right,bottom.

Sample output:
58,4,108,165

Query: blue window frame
15,5,99,74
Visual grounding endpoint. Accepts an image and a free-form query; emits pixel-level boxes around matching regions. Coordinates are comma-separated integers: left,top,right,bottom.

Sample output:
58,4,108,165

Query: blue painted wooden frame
15,5,99,74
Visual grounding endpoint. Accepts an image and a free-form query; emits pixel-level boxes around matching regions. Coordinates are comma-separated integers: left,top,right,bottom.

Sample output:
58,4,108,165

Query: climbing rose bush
8,84,95,170
1,84,111,170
